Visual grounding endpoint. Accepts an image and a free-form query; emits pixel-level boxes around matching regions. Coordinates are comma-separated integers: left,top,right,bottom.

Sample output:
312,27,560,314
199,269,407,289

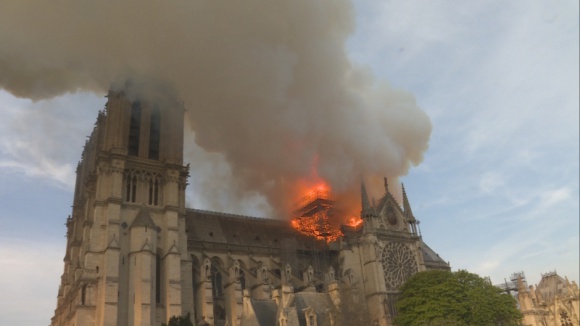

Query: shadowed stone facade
51,90,449,326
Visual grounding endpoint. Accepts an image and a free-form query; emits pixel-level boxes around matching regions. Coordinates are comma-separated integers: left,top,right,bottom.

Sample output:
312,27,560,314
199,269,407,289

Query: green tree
162,313,194,326
395,270,522,326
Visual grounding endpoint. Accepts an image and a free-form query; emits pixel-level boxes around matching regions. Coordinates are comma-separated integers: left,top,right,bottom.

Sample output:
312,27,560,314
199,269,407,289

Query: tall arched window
156,253,161,304
238,260,247,291
210,259,226,324
81,284,87,305
128,102,142,156
211,265,223,298
148,174,160,206
125,171,137,203
191,255,200,291
239,269,246,291
149,107,161,160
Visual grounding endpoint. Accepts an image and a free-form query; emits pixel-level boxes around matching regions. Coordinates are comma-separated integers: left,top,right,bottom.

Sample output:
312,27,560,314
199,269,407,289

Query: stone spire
361,181,373,218
384,177,389,194
402,183,419,235
402,183,415,221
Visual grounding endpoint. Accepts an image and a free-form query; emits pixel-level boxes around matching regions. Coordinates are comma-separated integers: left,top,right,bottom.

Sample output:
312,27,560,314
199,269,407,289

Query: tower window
148,175,160,206
128,102,142,156
149,107,161,160
125,173,137,203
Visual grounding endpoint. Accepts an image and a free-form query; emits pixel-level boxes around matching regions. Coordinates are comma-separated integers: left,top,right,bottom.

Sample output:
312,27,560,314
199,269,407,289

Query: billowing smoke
0,1,431,217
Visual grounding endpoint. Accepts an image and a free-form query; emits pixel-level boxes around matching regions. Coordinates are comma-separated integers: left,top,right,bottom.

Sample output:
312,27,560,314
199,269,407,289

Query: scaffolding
290,189,340,289
291,189,341,242
496,271,527,295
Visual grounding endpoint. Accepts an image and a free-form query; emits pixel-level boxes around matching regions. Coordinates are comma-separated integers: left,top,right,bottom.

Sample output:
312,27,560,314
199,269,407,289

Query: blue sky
0,1,578,325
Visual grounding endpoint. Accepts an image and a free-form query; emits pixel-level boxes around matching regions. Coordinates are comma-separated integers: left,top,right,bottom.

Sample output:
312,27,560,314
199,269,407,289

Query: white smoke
0,1,431,217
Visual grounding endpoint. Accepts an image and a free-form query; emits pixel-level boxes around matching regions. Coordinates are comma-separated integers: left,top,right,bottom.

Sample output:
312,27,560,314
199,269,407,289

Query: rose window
381,242,418,290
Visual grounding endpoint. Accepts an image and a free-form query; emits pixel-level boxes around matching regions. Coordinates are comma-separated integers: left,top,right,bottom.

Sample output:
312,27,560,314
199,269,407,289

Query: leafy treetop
395,270,522,326
162,313,194,326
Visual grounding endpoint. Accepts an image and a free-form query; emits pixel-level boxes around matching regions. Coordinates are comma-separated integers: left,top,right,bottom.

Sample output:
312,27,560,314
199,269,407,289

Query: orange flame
290,180,363,242
347,217,363,227
289,155,363,242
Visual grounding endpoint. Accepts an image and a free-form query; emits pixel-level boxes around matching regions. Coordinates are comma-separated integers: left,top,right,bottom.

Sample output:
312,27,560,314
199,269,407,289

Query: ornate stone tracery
381,242,418,290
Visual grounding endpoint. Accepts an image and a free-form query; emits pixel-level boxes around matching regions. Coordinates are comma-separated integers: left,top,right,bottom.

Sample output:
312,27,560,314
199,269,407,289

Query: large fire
290,182,363,242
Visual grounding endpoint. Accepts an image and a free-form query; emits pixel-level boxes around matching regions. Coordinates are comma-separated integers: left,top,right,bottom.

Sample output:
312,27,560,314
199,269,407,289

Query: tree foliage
162,313,194,326
395,270,522,326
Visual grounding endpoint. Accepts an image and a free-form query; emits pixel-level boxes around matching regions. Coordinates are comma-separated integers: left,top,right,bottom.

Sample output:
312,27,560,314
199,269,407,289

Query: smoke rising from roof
0,1,431,217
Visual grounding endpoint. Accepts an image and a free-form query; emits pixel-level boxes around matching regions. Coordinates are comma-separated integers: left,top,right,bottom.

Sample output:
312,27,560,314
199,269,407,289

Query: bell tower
51,85,193,326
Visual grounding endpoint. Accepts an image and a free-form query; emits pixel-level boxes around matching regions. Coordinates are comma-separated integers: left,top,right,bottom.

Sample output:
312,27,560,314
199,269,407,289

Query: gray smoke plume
0,1,431,217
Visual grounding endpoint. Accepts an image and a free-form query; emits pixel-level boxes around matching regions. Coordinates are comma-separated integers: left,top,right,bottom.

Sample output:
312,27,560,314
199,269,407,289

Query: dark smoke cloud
0,1,431,217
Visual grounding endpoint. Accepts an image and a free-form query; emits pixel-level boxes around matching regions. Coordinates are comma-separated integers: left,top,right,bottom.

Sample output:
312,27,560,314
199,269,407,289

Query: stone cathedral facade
51,90,449,326
516,272,580,326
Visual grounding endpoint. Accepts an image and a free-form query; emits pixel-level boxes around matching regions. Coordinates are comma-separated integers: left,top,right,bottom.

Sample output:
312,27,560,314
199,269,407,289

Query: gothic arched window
211,265,223,298
149,107,161,160
210,259,226,324
156,253,161,304
125,172,137,203
148,174,160,206
239,269,246,291
128,102,142,156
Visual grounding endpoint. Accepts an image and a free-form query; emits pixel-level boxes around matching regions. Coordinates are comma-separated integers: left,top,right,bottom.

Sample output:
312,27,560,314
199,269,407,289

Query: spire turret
361,181,373,218
402,183,418,235
384,177,389,194
402,183,415,221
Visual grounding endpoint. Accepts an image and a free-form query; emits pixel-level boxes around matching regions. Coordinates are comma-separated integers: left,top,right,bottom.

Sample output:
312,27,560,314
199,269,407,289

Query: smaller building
516,271,580,326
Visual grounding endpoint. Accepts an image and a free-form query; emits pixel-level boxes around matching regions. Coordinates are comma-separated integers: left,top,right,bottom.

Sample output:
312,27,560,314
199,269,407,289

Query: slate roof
420,241,449,269
293,292,335,326
184,209,448,272
184,209,329,252
251,299,278,326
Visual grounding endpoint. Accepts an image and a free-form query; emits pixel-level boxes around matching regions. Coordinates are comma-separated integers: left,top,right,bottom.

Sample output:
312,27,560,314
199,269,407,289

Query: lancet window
211,265,223,298
128,102,142,156
124,170,161,205
149,107,161,160
156,253,161,304
210,258,226,324
125,172,137,203
239,269,246,291
148,174,160,206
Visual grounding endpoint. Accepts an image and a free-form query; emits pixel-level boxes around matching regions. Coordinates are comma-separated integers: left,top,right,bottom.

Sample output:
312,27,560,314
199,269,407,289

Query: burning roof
291,185,362,242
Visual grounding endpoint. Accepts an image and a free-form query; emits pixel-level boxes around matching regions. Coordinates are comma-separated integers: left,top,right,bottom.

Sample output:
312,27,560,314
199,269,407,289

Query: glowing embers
291,186,343,242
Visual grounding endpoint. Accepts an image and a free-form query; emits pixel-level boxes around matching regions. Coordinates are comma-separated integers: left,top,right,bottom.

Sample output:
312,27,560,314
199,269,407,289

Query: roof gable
130,208,157,229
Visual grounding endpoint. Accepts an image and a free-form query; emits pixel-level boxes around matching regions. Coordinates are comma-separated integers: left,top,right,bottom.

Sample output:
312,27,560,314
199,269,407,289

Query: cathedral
515,271,580,326
50,89,449,326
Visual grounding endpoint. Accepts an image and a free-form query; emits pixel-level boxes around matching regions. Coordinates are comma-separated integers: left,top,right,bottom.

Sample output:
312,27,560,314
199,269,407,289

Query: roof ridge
187,208,285,222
